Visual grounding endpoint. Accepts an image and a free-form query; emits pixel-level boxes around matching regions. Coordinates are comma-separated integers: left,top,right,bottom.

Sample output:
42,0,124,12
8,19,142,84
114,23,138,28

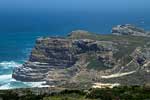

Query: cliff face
13,38,77,82
13,26,150,87
29,38,76,68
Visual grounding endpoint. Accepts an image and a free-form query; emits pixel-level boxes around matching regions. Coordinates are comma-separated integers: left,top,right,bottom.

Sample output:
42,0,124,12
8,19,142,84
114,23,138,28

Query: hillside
12,24,150,88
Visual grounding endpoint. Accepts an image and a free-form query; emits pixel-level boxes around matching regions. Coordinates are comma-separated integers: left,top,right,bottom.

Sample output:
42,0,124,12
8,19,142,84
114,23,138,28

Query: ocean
0,11,149,89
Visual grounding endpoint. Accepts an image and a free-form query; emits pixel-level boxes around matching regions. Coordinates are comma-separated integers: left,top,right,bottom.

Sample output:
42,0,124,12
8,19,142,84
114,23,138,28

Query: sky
0,0,149,13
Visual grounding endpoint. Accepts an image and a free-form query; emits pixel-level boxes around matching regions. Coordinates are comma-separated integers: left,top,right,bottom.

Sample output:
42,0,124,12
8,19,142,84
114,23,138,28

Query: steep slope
13,25,150,87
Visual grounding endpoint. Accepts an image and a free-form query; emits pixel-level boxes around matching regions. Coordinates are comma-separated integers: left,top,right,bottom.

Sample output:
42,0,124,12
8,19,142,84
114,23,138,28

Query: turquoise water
0,32,51,89
0,11,149,89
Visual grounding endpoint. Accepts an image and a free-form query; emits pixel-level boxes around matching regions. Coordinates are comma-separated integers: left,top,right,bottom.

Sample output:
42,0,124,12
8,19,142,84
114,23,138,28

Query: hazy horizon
0,0,149,13
0,0,149,33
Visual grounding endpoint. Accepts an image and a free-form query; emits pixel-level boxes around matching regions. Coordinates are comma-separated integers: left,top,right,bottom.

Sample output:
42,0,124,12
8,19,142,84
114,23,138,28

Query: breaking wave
0,61,21,69
0,61,49,90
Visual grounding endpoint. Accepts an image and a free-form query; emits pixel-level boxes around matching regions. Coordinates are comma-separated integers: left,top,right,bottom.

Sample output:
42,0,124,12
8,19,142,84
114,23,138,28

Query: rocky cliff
13,25,150,87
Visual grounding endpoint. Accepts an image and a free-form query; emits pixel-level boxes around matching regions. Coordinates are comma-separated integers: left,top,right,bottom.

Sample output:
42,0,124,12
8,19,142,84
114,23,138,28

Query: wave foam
0,74,12,81
0,61,49,90
0,80,49,90
0,74,49,90
0,83,11,90
0,61,22,69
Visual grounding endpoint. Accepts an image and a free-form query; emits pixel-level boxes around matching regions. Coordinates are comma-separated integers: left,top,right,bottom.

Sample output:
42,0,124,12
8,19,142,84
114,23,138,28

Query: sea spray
0,61,49,90
0,61,21,69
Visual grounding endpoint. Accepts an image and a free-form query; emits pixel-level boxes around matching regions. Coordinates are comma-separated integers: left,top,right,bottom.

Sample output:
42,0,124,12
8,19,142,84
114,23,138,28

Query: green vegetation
69,33,150,70
1,86,150,100
87,55,108,70
87,58,105,70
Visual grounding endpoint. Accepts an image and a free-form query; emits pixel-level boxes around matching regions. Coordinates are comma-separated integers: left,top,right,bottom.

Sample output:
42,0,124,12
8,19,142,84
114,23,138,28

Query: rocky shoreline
12,24,150,87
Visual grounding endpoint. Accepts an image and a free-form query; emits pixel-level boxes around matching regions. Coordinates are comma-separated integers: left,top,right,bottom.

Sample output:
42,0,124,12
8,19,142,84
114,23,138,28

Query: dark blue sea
0,11,149,89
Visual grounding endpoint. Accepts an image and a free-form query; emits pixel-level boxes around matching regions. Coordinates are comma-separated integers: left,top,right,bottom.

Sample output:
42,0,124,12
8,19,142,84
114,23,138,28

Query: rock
12,27,150,87
112,24,150,37
98,52,115,68
12,62,49,82
73,39,99,53
13,37,113,83
13,37,78,82
30,37,77,67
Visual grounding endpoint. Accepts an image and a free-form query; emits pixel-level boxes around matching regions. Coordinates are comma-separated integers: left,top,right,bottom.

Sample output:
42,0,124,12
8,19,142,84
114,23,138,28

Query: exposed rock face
13,61,50,81
13,35,115,83
98,52,115,68
29,37,76,67
112,24,150,37
98,46,150,85
13,37,77,82
73,39,97,53
13,26,150,87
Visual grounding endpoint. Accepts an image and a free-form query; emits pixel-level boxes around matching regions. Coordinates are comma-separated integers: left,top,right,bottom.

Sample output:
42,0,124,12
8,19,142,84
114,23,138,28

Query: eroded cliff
13,25,150,87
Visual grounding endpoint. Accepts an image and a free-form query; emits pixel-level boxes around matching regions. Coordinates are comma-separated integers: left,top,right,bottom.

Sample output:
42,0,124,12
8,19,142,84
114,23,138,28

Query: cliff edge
13,25,150,87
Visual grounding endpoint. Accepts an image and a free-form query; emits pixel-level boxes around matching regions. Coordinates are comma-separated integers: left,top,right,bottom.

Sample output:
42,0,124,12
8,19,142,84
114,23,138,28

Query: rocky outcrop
13,37,78,82
13,61,50,81
112,24,150,37
13,35,115,83
29,37,77,67
13,25,150,87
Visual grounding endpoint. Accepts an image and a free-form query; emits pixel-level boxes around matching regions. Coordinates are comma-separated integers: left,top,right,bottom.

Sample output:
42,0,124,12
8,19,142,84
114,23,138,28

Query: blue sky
0,0,149,13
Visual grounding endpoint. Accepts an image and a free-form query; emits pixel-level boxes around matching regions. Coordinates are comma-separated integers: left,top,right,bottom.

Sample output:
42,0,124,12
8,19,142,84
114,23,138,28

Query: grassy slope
69,33,150,70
